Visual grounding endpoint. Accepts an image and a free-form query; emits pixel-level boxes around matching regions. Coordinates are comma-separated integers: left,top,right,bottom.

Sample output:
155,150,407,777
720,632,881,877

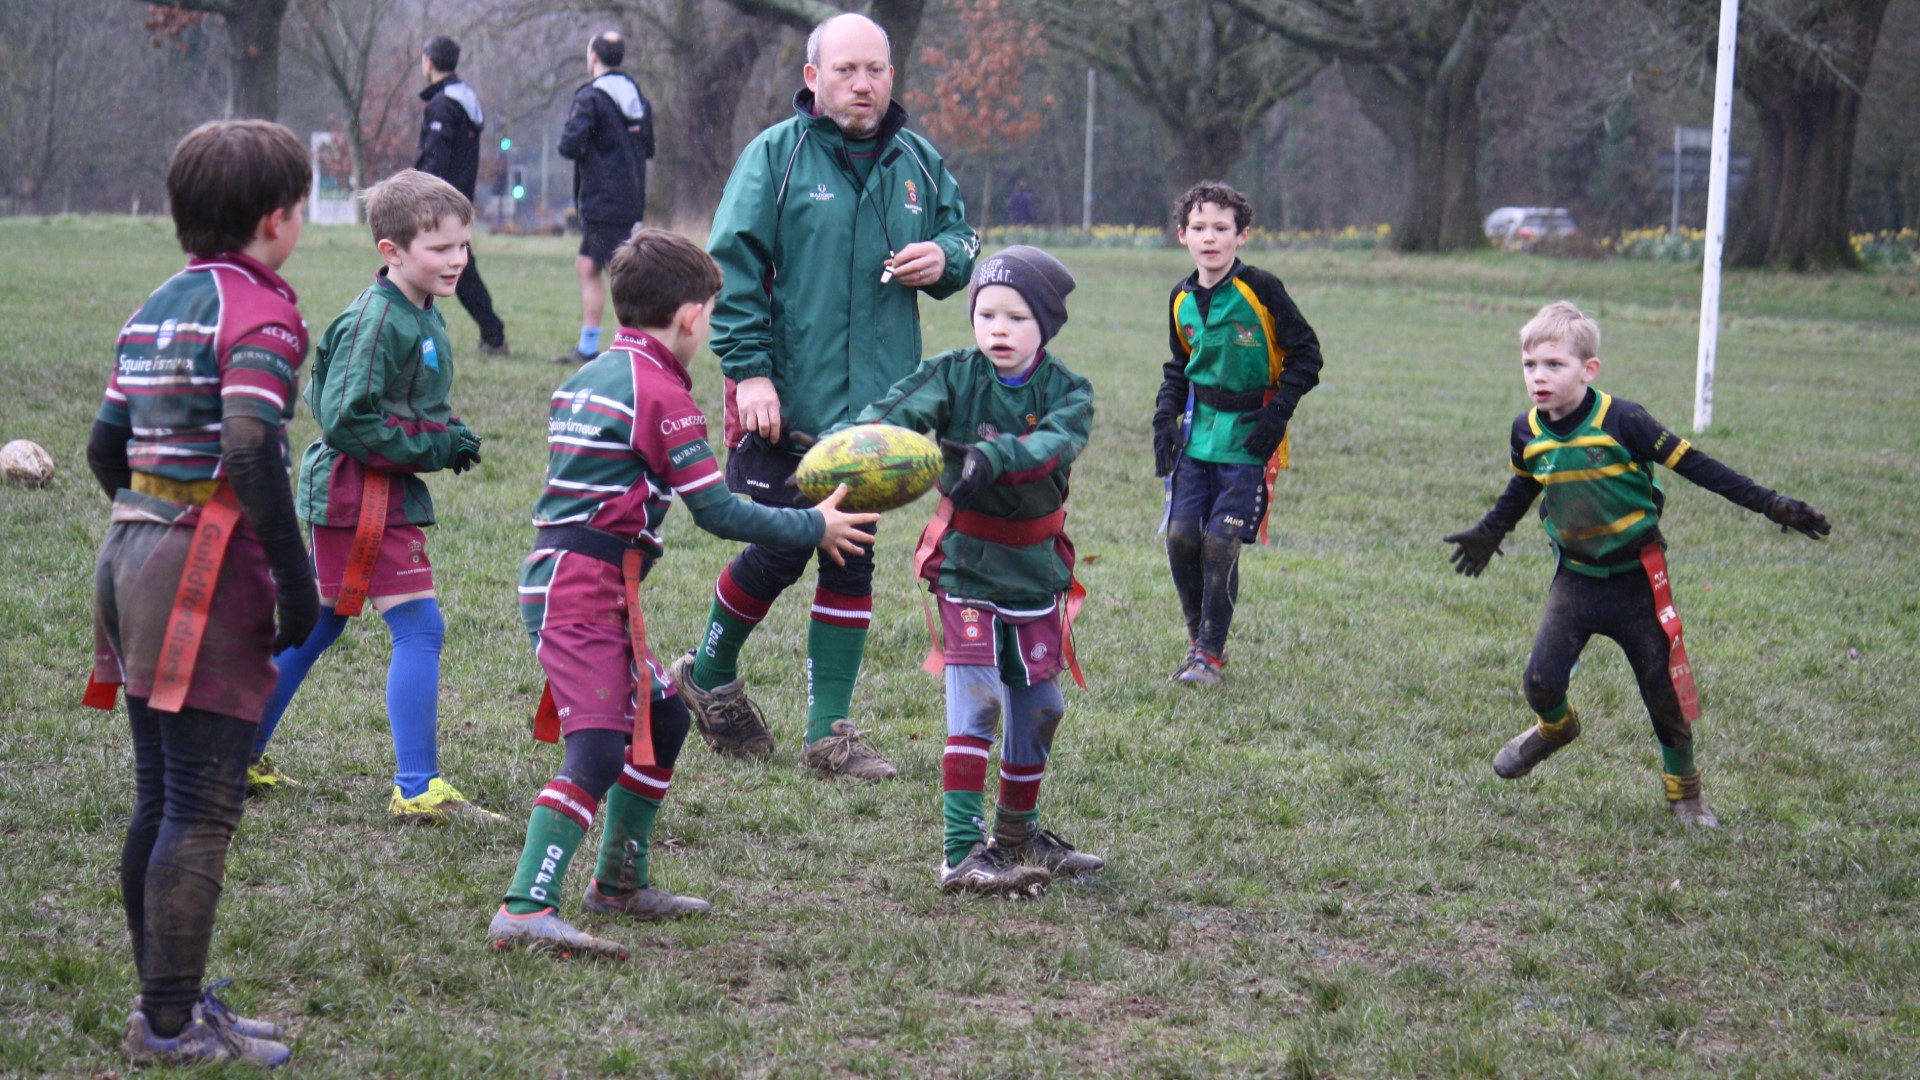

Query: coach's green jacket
297,270,471,527
709,90,979,448
855,347,1094,609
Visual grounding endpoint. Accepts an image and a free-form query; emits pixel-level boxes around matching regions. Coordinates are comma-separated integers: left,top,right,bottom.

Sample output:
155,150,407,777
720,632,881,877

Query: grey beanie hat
969,245,1076,345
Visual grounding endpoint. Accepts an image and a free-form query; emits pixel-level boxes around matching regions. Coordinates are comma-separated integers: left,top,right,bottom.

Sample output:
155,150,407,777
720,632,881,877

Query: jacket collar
187,251,298,305
1180,258,1245,297
791,88,909,147
418,75,457,103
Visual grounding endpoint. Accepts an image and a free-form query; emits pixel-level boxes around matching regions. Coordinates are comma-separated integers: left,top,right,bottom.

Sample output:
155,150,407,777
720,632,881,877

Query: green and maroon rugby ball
794,424,942,512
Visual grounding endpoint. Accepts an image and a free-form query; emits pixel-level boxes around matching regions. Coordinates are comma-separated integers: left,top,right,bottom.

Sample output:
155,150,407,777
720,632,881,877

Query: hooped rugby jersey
520,330,729,633
98,253,308,483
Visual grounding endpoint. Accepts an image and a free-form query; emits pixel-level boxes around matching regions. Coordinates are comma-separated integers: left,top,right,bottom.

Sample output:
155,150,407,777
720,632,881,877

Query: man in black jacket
417,35,509,357
553,30,656,365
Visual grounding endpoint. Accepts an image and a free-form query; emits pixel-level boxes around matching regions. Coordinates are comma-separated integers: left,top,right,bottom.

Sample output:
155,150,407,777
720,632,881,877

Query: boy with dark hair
87,118,314,1067
247,169,498,823
854,246,1100,896
1152,181,1323,685
1444,300,1831,827
488,229,878,956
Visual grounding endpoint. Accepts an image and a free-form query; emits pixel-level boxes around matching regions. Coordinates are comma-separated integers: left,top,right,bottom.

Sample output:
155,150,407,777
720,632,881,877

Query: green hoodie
709,90,979,447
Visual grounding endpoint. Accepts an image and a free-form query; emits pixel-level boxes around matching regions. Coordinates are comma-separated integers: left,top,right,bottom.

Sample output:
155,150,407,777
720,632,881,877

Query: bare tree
139,0,291,118
1668,0,1891,270
1036,0,1325,210
1223,0,1529,252
282,0,419,211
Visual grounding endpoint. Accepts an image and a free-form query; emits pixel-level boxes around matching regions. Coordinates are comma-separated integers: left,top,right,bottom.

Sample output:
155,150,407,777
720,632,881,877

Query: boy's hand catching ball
1766,495,1830,539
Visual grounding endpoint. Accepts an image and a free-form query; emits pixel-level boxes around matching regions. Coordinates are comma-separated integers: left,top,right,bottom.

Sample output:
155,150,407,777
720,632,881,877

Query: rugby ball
795,424,941,512
0,439,55,487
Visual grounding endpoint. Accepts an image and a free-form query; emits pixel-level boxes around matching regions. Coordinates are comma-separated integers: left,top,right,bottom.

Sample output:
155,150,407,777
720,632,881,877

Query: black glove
947,446,994,513
1765,494,1831,540
1240,404,1291,461
270,570,321,654
1152,415,1180,477
1442,522,1507,577
450,422,483,475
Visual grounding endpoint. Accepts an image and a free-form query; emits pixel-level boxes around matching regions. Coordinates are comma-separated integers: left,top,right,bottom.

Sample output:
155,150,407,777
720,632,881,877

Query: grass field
1,216,1916,1078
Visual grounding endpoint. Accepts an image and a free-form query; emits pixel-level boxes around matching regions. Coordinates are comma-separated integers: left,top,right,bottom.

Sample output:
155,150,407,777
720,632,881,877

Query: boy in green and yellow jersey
1152,181,1323,685
1444,301,1830,827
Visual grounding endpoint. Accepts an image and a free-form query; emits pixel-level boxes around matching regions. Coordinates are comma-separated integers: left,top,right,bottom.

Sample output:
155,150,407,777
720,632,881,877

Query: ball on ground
0,439,55,487
794,425,941,513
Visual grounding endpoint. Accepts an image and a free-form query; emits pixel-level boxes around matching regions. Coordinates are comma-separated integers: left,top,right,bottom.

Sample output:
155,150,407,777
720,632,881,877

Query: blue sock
577,326,601,356
254,606,350,759
382,598,445,798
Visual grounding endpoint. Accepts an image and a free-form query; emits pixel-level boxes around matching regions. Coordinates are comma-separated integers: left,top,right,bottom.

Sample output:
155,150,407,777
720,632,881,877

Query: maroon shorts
94,514,278,722
310,522,435,600
936,594,1065,687
531,621,673,737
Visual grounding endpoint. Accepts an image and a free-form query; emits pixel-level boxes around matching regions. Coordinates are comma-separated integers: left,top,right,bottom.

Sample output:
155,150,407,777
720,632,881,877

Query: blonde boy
1444,301,1831,826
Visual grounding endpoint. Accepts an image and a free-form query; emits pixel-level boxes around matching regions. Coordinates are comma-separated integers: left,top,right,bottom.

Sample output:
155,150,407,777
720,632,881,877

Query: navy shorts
1168,456,1268,541
579,219,639,268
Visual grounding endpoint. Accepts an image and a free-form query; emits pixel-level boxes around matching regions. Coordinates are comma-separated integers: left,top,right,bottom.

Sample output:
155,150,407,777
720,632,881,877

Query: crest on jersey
1231,321,1258,346
904,180,922,214
975,422,1000,440
570,388,592,414
156,319,177,351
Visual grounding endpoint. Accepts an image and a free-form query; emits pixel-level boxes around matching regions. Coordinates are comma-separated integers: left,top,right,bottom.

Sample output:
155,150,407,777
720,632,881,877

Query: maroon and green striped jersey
521,330,726,632
97,254,308,482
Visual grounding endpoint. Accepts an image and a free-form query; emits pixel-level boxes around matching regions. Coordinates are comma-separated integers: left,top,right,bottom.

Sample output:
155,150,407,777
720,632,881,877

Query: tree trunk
221,0,287,118
1338,8,1507,253
1728,48,1881,269
658,11,778,229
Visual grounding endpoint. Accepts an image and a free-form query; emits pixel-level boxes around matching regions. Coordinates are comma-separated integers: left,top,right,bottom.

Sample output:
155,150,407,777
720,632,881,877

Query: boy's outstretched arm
1443,473,1541,576
680,482,877,566
1616,401,1832,539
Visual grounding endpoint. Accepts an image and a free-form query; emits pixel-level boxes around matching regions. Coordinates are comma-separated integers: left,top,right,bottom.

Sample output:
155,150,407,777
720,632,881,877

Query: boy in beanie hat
853,245,1101,895
1152,181,1323,684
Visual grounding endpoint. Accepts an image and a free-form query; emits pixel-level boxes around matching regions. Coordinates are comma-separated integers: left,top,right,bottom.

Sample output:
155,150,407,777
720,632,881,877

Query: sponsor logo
976,422,1000,440
260,324,301,349
558,705,572,718
668,442,707,468
156,320,177,351
1222,515,1244,527
421,338,439,370
1030,643,1048,661
1651,569,1667,588
1658,605,1677,625
570,389,592,414
659,413,705,436
808,183,836,202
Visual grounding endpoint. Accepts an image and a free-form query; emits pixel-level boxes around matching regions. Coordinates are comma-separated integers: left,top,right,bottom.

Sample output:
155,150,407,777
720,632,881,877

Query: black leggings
1523,565,1690,753
121,697,254,1037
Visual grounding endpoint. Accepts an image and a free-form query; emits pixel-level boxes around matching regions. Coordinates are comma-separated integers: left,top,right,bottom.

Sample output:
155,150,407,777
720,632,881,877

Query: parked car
1484,206,1580,249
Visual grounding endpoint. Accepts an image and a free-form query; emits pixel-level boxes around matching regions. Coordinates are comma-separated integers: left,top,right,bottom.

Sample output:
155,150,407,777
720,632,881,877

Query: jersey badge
975,422,1000,441
960,606,983,642
156,319,177,351
570,388,592,414
904,179,922,214
1231,321,1258,347
808,183,836,202
1025,413,1038,433
422,338,440,370
1029,642,1048,661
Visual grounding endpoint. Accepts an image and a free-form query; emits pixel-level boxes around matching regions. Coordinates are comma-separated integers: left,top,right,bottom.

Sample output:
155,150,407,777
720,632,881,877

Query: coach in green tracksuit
678,12,979,780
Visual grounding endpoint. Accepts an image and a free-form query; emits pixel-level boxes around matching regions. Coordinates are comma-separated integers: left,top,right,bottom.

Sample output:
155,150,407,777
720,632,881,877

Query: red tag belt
1638,544,1702,722
333,472,391,617
84,484,245,713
